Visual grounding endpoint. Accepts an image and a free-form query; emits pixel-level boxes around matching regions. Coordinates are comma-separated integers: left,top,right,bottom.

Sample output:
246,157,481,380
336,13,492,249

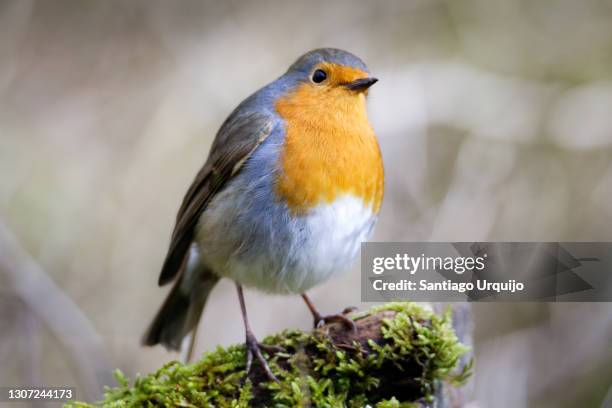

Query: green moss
67,303,470,407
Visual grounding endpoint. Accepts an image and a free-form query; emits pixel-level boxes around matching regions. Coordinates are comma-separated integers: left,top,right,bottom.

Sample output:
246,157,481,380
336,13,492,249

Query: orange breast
274,83,384,215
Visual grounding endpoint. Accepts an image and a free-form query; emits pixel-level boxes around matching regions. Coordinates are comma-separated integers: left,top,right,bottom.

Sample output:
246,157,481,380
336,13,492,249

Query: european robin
142,48,384,381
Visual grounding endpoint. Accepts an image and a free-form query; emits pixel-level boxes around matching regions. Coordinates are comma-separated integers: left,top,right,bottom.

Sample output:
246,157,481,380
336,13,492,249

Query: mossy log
68,303,472,407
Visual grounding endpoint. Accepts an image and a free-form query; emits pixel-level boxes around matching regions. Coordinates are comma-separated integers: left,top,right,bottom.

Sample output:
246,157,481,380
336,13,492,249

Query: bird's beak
345,77,378,92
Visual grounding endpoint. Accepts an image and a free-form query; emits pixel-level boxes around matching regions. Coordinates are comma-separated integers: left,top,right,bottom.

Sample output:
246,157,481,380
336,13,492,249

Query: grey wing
157,111,276,286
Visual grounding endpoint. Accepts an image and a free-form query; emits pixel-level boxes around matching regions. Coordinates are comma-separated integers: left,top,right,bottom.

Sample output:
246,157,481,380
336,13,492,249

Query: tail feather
142,267,218,351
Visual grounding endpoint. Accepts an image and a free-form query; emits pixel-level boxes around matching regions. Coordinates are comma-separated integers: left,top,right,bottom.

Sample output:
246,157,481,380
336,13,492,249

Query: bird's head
284,48,377,101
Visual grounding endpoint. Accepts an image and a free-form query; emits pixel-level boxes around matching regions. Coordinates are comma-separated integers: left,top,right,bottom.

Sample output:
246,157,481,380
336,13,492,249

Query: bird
142,48,384,381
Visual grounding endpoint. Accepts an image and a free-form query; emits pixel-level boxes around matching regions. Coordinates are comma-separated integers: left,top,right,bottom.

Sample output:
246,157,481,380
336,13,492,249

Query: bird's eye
312,69,327,83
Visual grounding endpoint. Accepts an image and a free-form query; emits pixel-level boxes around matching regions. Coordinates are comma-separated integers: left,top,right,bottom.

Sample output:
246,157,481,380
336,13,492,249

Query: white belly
196,186,377,294
284,195,376,291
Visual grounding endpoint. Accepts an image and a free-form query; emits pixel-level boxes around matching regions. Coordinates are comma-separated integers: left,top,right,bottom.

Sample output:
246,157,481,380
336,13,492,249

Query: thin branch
0,221,113,401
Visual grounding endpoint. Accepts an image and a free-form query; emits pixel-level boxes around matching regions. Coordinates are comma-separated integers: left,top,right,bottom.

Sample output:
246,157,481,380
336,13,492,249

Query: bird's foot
257,342,285,355
341,306,358,315
245,332,279,382
314,312,357,332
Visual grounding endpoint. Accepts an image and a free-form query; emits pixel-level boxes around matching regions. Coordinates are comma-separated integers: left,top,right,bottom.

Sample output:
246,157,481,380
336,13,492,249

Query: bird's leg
301,293,357,332
236,283,278,382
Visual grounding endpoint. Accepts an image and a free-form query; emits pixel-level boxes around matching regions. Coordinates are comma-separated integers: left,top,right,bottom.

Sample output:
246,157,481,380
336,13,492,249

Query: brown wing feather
158,112,275,285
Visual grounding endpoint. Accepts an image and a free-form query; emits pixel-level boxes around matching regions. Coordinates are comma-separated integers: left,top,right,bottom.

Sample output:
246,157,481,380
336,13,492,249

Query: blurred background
1,0,611,407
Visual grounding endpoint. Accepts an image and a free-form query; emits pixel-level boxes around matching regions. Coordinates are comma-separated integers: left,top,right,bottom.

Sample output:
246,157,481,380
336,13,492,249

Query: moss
67,302,470,407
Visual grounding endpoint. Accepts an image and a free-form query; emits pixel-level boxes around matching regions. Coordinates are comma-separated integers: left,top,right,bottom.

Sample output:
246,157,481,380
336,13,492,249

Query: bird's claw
257,342,286,355
342,306,358,315
315,313,357,333
245,333,279,382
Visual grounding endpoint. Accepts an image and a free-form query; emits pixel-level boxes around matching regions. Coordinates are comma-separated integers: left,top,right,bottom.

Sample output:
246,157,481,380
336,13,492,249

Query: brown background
1,1,611,407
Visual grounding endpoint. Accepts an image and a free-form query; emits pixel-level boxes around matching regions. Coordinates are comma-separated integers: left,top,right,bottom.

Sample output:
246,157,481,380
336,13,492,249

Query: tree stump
69,302,473,407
